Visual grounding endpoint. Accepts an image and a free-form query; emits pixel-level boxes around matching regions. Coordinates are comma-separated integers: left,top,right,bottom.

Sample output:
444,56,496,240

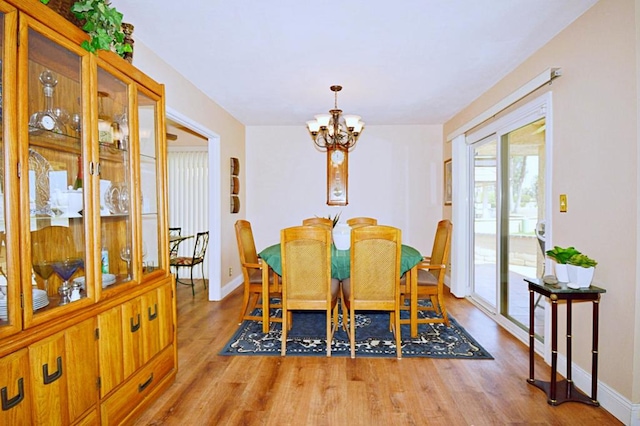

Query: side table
524,278,606,406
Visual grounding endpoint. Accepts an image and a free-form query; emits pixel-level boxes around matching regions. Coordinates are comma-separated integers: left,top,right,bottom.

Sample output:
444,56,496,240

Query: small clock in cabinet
327,146,348,206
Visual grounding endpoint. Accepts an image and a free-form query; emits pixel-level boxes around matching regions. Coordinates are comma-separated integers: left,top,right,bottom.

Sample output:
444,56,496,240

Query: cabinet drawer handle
148,304,158,321
130,314,141,332
138,373,154,393
43,356,63,385
1,378,25,411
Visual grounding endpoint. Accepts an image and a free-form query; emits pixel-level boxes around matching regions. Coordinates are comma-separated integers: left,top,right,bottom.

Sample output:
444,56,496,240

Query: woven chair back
281,226,331,303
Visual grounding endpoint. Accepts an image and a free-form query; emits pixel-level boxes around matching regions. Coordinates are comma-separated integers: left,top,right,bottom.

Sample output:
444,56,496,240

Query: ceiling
114,0,598,127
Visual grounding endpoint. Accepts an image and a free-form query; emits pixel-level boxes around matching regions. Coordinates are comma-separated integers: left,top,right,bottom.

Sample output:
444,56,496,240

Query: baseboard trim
555,353,636,425
220,275,243,300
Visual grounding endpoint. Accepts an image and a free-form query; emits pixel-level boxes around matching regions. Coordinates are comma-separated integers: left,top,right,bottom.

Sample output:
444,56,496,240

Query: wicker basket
44,0,84,28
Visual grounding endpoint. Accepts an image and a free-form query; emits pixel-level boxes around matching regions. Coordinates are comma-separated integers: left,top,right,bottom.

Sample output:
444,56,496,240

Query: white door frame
165,106,222,301
451,92,553,356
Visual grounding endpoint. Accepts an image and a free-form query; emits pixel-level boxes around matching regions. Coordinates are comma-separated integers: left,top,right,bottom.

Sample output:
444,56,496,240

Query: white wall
127,41,246,298
444,0,639,416
246,125,443,255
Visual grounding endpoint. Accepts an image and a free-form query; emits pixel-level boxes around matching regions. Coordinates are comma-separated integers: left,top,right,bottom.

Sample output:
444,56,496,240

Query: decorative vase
554,263,569,282
332,223,351,250
567,265,595,288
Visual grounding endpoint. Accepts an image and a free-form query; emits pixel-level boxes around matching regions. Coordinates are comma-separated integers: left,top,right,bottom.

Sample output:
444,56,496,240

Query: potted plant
324,212,341,228
545,246,581,282
40,0,132,58
567,253,597,288
71,0,132,57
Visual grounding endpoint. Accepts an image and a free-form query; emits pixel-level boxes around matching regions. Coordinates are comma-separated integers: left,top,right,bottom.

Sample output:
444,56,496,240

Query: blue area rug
220,301,493,359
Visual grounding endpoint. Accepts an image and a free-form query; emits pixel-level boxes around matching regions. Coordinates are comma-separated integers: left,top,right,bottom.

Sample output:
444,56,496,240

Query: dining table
258,242,424,334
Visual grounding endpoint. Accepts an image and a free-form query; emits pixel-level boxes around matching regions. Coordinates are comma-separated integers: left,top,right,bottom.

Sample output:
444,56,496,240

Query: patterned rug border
219,302,493,359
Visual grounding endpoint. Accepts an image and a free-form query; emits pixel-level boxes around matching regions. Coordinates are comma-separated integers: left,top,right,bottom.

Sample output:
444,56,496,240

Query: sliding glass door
469,99,548,340
472,137,498,310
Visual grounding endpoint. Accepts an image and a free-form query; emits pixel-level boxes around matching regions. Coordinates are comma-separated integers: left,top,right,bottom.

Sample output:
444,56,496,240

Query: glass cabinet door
0,9,7,329
25,27,87,320
138,90,160,276
0,6,19,336
96,67,133,290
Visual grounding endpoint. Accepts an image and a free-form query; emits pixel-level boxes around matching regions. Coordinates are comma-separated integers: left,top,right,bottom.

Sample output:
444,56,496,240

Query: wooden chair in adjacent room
280,225,339,357
169,227,182,260
170,231,209,296
346,217,377,228
342,225,402,358
399,219,453,329
234,220,283,329
302,217,333,229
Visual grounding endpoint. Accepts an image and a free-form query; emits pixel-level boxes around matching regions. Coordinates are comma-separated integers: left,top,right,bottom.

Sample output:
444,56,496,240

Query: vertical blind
168,150,209,278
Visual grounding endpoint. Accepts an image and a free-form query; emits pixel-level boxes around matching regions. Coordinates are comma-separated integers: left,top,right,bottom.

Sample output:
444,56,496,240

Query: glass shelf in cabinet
99,141,128,154
29,129,81,154
28,125,81,141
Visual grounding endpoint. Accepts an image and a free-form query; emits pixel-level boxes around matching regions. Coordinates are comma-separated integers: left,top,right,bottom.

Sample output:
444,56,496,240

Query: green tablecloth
259,243,423,280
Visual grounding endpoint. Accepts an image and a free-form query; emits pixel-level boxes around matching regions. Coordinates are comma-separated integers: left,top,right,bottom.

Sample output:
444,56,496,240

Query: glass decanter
29,70,67,134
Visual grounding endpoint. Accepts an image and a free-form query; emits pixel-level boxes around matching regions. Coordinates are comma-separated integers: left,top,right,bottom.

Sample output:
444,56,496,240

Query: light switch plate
559,194,567,212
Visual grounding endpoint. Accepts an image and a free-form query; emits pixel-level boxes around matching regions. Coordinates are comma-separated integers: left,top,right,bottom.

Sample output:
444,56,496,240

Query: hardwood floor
134,281,621,425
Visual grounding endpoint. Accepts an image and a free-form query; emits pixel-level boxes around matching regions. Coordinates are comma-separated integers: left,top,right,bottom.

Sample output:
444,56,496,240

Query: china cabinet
0,1,176,424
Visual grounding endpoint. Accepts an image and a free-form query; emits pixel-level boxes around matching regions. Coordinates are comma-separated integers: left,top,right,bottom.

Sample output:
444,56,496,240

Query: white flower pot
554,263,569,283
567,265,595,288
332,223,351,250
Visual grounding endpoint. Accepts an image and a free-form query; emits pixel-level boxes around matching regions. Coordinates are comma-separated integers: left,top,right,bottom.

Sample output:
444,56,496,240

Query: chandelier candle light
306,85,365,151
306,85,364,206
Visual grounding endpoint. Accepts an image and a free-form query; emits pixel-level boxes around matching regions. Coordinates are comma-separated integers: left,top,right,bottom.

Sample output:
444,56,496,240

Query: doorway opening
165,108,221,300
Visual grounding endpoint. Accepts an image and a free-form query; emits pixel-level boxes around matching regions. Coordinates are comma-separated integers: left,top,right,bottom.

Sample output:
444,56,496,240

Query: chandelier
306,85,365,151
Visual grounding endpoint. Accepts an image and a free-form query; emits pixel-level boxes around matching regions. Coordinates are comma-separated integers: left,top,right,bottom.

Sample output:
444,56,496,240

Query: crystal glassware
52,258,84,305
120,246,132,280
71,112,81,136
32,261,54,294
29,70,67,135
32,239,54,293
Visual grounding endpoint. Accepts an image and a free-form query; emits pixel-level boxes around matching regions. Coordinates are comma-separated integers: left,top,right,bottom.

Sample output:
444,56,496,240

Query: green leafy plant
567,253,597,268
545,246,581,264
70,0,132,57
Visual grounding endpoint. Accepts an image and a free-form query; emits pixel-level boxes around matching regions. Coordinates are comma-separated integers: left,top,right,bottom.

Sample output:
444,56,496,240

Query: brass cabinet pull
138,373,153,393
130,313,141,332
43,356,63,385
148,304,158,321
1,378,25,411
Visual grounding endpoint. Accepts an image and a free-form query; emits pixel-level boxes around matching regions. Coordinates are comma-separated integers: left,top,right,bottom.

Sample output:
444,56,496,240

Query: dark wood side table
524,278,606,406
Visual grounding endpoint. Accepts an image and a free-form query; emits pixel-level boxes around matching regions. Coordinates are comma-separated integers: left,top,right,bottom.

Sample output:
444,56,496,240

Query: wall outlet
228,267,233,277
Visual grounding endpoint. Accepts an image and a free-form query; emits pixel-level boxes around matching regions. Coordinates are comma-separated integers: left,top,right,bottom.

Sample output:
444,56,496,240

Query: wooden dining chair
170,231,209,296
346,217,377,228
234,220,283,329
302,217,333,229
399,219,453,329
280,225,339,357
342,225,402,358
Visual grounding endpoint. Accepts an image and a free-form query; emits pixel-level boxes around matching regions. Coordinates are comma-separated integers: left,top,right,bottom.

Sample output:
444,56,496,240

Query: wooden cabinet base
101,345,176,425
